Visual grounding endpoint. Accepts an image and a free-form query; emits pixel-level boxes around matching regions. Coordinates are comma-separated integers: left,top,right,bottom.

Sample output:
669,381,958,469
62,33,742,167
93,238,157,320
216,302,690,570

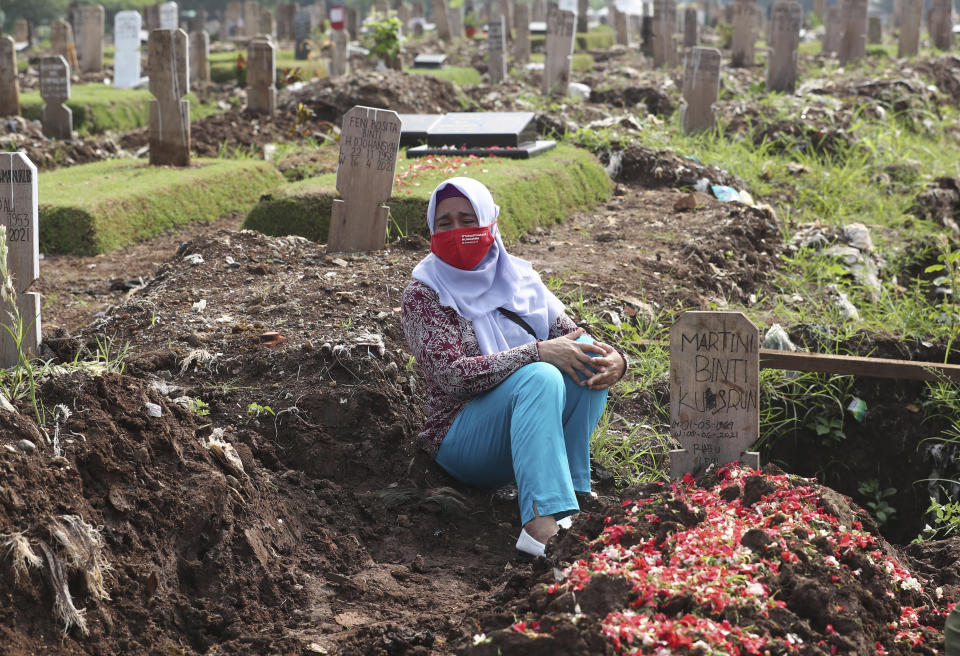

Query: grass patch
243,143,611,244
39,158,285,255
407,66,483,86
208,49,329,84
531,25,615,53
529,51,595,72
19,85,222,134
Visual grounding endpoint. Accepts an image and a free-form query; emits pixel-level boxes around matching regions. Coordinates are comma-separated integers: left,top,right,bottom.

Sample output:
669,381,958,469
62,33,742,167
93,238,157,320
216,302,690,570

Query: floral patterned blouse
401,280,583,456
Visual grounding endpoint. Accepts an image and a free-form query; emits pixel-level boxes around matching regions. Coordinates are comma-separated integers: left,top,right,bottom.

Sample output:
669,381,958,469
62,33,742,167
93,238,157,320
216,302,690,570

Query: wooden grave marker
225,1,243,38
294,9,312,59
543,5,575,97
867,15,882,44
244,0,260,37
813,0,825,20
327,106,402,253
40,56,72,139
731,0,755,67
0,37,19,118
488,16,507,84
432,0,453,41
14,20,30,46
51,20,79,70
652,0,678,68
0,153,41,368
114,11,142,89
837,0,867,65
448,5,464,39
189,30,210,83
260,8,276,36
614,6,629,46
681,47,720,133
247,37,276,114
929,0,954,51
498,0,514,41
766,1,802,93
823,6,841,55
159,2,179,30
514,2,531,64
277,2,297,40
670,311,760,479
683,7,699,47
898,0,922,57
330,30,349,76
578,0,589,32
148,29,190,167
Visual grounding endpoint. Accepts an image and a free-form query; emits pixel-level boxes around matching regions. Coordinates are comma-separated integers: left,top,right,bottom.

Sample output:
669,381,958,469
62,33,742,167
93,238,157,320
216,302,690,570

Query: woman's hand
583,341,626,390
536,328,606,383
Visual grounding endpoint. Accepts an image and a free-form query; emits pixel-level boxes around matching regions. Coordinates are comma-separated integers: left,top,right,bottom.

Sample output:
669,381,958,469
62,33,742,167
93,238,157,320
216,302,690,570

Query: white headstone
40,56,72,139
114,11,143,89
488,16,507,83
328,106,402,253
543,5,575,96
0,153,41,368
669,311,760,478
159,2,179,30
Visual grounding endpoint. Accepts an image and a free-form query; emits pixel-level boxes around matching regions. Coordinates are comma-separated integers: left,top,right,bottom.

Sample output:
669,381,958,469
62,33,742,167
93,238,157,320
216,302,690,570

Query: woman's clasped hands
535,328,626,390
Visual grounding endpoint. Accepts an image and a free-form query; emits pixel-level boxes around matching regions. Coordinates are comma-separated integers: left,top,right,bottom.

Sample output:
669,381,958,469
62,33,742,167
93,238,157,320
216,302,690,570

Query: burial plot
397,113,443,146
160,2,179,29
823,6,841,55
868,15,882,43
294,10,312,59
898,0,922,56
543,5,575,97
247,37,276,114
652,0,678,68
837,0,867,65
488,16,507,84
432,0,453,40
114,11,142,89
514,3,531,63
148,29,190,167
75,5,105,74
683,7,699,46
40,56,72,139
190,30,210,83
731,0,755,67
0,153,41,369
766,1,802,93
244,0,260,37
669,311,760,479
14,20,30,45
681,47,720,133
51,21,79,70
327,106,402,253
330,30,349,76
929,0,954,51
0,38,19,118
406,111,557,158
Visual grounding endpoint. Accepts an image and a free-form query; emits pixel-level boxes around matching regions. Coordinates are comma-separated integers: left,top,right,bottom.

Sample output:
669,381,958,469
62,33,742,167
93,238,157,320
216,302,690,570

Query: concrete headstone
669,311,760,478
681,46,720,133
148,29,190,167
731,0,755,68
77,5,105,74
0,38,19,118
247,37,276,114
766,1,802,93
159,2,179,29
897,0,922,56
433,0,453,40
0,153,41,369
488,16,507,83
189,30,210,83
544,5,575,96
39,56,72,139
652,0,678,68
837,0,867,64
244,0,260,37
114,11,142,89
328,106,402,253
514,2,531,63
928,0,954,50
330,29,349,76
683,6,699,46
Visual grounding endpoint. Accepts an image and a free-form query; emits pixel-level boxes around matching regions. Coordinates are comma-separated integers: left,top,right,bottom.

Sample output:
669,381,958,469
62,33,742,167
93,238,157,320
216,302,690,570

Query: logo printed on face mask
431,221,497,270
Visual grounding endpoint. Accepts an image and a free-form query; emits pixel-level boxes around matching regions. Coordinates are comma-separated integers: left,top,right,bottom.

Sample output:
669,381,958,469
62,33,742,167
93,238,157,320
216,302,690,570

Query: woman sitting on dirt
401,177,627,558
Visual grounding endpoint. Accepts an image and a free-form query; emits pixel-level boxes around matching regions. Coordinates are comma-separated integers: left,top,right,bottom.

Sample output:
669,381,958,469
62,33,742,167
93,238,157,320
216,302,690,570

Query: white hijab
412,177,566,355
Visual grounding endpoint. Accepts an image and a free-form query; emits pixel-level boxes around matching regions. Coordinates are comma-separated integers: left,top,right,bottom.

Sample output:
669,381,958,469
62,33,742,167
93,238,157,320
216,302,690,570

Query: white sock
557,515,573,530
516,528,546,557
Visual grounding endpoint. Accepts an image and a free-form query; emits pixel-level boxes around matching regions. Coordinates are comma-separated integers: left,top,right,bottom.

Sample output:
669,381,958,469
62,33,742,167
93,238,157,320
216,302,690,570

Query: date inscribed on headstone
669,311,759,478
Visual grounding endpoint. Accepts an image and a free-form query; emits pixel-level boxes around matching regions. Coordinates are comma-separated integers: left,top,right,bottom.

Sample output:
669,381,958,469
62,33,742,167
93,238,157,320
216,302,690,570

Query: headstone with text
766,1,802,93
929,0,954,50
433,0,453,40
652,0,678,68
14,20,30,45
294,9,312,59
683,7,698,46
328,106,402,253
114,11,142,89
897,0,922,56
0,153,41,369
148,29,190,166
488,16,507,83
190,30,210,83
837,0,867,64
514,2,531,63
731,0,755,67
247,37,276,114
823,5,841,55
0,38,19,118
77,5,104,74
669,311,760,479
681,46,720,133
244,0,260,37
159,1,179,29
40,56,72,139
544,5,575,96
330,30,349,76
867,15,882,43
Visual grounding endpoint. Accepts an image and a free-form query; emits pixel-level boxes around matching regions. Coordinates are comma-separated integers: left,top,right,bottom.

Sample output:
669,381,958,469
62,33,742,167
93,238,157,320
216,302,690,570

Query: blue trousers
435,337,608,525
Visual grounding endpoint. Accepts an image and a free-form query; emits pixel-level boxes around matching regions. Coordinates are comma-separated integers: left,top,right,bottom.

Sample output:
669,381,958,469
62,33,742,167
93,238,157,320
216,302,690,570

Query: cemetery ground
5,35,960,656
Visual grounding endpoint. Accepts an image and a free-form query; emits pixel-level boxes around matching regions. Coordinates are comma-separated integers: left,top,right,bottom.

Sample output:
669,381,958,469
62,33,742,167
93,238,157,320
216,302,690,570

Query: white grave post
247,37,276,114
543,5,575,96
148,29,190,167
897,0,922,56
159,2,179,29
766,1,802,93
0,153,41,368
681,46,720,133
328,106,402,253
189,30,210,84
40,56,72,140
0,37,19,118
488,16,507,83
114,11,143,89
837,0,867,64
669,311,760,479
77,5,105,74
514,2,531,64
652,0,678,68
730,0,755,68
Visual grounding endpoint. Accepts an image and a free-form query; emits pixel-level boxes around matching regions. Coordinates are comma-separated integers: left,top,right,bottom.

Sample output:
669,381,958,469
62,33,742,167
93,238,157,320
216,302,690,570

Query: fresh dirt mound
1,115,132,170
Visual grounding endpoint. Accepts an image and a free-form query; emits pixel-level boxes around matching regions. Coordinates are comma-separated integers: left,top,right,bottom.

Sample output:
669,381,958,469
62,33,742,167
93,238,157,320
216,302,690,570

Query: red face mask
431,221,497,270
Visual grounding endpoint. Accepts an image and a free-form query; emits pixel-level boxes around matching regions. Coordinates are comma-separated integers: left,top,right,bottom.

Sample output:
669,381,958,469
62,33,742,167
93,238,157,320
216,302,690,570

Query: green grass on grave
407,65,483,85
39,158,285,255
242,143,611,244
529,51,595,72
208,48,329,83
19,84,222,134
530,25,615,53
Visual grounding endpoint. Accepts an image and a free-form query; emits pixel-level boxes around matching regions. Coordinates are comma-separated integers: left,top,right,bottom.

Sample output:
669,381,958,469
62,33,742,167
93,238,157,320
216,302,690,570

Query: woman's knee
512,361,565,396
